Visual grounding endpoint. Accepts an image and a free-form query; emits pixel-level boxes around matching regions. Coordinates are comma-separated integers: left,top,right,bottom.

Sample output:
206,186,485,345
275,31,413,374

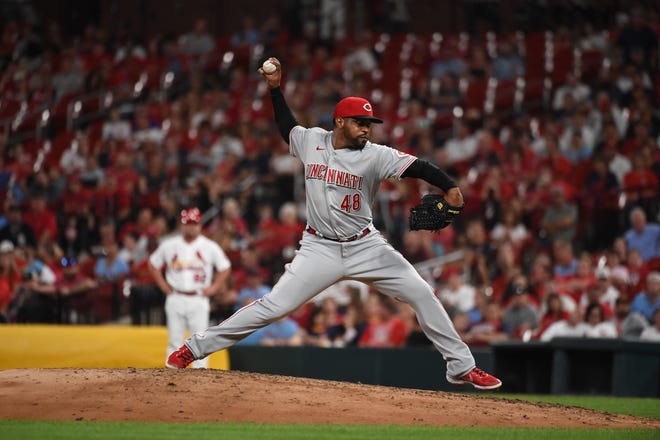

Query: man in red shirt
22,193,57,246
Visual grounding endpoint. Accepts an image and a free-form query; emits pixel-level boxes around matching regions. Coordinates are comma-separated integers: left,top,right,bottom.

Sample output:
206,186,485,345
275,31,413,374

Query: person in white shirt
582,303,618,338
438,269,476,313
540,308,586,341
148,207,231,368
639,308,660,342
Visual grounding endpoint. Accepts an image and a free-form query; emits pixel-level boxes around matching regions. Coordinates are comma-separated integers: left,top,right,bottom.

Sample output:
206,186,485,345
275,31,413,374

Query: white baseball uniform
149,234,231,368
184,126,476,378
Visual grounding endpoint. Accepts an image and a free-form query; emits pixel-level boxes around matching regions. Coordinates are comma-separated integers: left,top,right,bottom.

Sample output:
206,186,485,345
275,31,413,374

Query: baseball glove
409,194,464,231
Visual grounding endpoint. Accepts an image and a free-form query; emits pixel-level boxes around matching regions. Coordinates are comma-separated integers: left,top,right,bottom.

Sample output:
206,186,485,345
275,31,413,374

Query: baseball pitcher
167,58,501,390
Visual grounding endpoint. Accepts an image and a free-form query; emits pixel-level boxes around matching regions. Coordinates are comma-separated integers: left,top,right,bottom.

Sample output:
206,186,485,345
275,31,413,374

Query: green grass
0,421,657,440
491,394,660,420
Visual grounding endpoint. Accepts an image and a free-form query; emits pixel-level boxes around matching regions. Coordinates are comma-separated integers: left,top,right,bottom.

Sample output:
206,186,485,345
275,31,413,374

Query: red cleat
166,345,195,369
447,367,502,390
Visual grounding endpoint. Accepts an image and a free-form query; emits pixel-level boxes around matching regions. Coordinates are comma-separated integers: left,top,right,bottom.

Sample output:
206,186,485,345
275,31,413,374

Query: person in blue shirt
94,241,130,283
631,271,660,323
237,317,303,346
234,269,271,311
624,207,660,263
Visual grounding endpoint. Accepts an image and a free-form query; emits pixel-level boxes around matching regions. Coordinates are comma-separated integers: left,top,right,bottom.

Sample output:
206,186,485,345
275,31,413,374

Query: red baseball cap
180,207,202,224
333,97,383,123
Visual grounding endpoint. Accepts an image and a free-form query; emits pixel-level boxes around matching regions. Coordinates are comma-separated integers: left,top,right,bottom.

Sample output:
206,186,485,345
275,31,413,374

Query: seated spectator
438,268,476,314
11,243,59,323
491,39,524,81
626,249,649,299
236,317,303,346
463,301,509,346
624,207,660,263
22,193,57,246
56,255,98,323
552,72,591,112
552,240,578,279
540,187,578,245
560,253,595,303
490,208,529,252
579,266,619,313
612,296,648,338
0,240,21,321
0,203,37,249
94,241,130,283
582,303,618,338
631,271,660,322
535,292,571,340
234,269,271,311
303,304,332,347
358,293,408,348
501,285,539,340
326,301,367,347
540,309,586,341
102,107,132,142
639,308,660,341
127,237,165,325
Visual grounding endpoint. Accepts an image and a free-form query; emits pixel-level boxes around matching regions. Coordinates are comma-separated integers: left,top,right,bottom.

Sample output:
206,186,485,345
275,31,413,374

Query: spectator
623,207,660,263
102,107,132,142
237,317,303,346
552,240,578,279
540,308,586,341
0,241,21,321
179,18,215,56
579,266,620,313
631,271,660,322
501,285,539,340
612,296,648,338
11,244,59,323
55,255,98,323
51,54,84,100
234,268,271,311
540,186,578,244
358,293,408,348
438,269,476,314
582,303,618,338
639,308,660,341
552,72,591,112
535,292,571,339
491,39,524,81
94,241,130,283
326,300,367,347
22,193,57,246
0,203,37,249
463,301,509,346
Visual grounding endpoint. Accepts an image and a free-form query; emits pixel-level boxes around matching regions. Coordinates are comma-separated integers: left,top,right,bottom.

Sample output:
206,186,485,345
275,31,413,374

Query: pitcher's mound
0,368,657,428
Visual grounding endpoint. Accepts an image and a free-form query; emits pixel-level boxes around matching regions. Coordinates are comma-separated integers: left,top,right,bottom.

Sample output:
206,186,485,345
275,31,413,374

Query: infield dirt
0,368,658,428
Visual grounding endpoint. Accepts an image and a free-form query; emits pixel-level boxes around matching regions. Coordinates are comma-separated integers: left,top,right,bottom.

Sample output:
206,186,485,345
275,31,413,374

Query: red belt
306,226,370,242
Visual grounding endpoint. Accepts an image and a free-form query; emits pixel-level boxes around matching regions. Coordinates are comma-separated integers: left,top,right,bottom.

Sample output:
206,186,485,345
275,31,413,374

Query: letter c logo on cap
363,103,372,112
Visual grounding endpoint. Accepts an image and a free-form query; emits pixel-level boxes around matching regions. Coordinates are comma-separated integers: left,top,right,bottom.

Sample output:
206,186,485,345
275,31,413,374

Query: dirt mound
0,369,657,428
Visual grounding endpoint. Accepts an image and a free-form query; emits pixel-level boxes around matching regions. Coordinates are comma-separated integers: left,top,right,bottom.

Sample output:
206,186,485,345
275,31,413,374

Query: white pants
165,293,210,368
186,230,475,378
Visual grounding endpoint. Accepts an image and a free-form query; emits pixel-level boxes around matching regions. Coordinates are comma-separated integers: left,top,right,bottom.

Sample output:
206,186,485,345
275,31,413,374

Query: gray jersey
290,125,417,239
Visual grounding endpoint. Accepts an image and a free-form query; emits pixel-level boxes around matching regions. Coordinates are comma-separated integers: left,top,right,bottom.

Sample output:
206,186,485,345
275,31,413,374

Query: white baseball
262,60,276,74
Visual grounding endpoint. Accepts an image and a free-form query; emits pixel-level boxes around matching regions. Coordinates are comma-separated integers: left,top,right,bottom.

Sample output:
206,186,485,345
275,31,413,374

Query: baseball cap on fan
333,97,383,123
180,207,202,224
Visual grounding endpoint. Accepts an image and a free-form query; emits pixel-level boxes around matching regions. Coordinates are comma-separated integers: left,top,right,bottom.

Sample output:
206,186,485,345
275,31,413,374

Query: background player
167,58,501,390
149,207,231,368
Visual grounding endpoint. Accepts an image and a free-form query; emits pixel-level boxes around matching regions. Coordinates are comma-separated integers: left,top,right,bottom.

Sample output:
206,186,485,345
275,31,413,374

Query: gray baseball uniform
184,125,476,378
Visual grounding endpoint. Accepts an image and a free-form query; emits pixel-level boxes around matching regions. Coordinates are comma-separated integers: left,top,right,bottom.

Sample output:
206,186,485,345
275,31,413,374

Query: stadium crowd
1,3,660,347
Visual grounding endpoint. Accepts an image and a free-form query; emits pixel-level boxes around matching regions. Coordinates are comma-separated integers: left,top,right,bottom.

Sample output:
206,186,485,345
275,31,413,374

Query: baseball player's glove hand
409,194,464,231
